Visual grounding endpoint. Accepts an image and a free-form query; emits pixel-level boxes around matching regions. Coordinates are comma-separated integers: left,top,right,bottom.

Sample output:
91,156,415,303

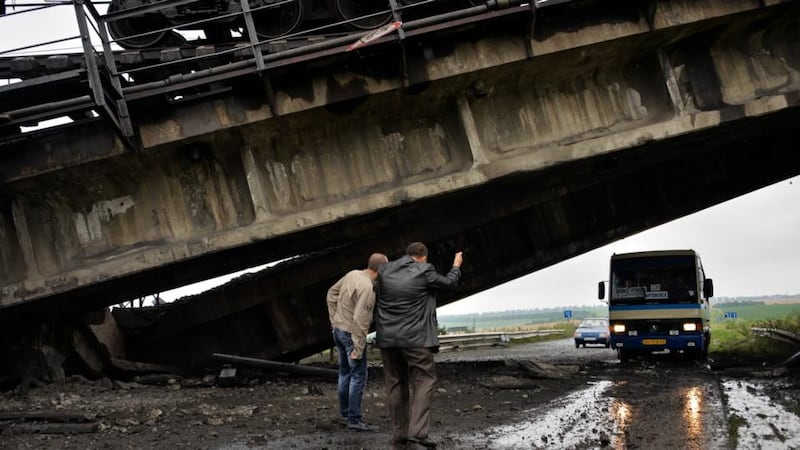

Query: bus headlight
574,332,582,338
682,322,698,332
612,324,626,333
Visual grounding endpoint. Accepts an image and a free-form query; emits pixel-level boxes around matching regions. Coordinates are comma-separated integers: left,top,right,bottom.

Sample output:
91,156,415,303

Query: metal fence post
73,0,137,148
73,0,105,108
88,0,135,139
388,0,405,40
240,0,265,72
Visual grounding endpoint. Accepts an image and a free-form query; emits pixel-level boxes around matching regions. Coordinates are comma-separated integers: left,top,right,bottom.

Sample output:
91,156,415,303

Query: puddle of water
469,380,618,449
466,378,728,450
684,386,704,442
609,396,632,448
723,379,800,450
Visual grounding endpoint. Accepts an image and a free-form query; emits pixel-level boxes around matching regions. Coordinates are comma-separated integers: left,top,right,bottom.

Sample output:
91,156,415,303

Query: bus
598,250,714,361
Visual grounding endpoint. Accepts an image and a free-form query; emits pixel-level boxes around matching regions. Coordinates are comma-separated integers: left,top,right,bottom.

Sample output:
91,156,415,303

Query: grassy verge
710,312,800,362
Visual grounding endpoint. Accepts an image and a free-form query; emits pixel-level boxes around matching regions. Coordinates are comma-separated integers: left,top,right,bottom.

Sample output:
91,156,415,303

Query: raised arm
424,251,463,291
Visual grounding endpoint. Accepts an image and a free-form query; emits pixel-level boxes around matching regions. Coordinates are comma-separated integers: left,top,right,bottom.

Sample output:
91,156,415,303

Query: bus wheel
684,348,706,361
702,334,711,359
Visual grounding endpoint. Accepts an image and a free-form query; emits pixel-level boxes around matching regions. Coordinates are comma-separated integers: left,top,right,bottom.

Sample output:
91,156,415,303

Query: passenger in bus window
669,276,691,299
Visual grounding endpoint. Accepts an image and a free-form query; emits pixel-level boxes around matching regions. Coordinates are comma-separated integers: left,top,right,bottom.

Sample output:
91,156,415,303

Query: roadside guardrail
437,329,564,352
751,327,800,367
751,327,800,346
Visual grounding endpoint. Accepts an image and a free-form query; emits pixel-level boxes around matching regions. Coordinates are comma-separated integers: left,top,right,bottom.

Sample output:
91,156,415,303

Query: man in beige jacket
327,252,388,431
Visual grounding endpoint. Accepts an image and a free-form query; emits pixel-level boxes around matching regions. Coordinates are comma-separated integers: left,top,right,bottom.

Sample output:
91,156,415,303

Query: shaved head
368,253,388,270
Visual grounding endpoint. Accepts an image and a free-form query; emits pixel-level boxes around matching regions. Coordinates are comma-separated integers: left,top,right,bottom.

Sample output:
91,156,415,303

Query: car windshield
579,319,607,328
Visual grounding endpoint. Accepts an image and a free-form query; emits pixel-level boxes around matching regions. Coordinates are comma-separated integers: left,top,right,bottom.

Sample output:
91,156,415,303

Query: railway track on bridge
1,0,575,148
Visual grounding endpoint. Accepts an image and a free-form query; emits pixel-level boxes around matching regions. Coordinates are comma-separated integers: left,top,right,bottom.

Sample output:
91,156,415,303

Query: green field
439,302,800,332
711,302,800,322
439,306,607,332
710,303,800,360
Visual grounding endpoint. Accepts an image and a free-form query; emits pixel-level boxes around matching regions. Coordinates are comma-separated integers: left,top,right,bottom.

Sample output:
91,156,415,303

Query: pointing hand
453,251,463,268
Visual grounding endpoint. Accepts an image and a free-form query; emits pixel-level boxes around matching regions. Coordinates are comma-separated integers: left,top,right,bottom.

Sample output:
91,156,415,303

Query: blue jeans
333,328,368,424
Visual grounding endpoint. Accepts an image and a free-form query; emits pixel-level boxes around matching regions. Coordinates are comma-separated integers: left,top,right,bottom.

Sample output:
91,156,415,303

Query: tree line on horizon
438,306,607,331
440,294,800,318
711,293,800,305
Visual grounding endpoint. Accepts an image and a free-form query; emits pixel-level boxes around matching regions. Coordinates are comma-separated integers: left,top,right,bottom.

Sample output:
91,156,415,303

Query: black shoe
347,421,379,432
408,437,437,448
390,437,408,448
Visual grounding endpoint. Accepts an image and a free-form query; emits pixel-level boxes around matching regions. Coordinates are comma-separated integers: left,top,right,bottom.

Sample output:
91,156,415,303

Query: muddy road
1,338,799,449
446,339,800,449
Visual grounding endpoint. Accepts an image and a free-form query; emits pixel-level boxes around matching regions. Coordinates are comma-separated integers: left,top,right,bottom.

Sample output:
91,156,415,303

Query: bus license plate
642,339,666,345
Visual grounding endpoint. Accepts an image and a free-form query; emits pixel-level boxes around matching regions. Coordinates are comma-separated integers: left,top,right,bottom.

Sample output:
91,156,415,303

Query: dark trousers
380,347,436,440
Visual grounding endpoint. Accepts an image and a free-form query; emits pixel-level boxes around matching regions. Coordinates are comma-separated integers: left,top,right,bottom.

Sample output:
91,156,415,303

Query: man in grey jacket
376,242,463,448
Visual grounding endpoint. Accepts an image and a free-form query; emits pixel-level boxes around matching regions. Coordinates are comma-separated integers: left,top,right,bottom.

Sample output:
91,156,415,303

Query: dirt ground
1,339,798,450
0,362,587,449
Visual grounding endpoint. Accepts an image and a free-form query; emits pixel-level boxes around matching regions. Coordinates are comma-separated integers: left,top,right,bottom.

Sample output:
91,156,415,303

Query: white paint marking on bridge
74,195,135,245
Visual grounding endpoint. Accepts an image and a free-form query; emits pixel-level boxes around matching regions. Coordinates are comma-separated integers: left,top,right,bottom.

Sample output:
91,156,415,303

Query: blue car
574,317,610,348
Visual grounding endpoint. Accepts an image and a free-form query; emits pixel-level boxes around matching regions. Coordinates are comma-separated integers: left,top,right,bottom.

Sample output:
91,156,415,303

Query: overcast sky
1,5,87,56
4,6,799,313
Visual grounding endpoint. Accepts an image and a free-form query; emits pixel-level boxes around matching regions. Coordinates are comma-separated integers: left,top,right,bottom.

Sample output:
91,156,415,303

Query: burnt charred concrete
1,0,800,367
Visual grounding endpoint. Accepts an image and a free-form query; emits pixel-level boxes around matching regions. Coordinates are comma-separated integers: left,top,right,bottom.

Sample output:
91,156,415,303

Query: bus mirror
704,278,714,298
598,281,605,300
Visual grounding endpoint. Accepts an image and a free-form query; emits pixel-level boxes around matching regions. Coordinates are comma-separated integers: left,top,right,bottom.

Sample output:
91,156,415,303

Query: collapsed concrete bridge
1,0,800,373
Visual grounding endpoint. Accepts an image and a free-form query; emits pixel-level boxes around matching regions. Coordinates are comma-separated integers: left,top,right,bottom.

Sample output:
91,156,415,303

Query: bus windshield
610,255,697,304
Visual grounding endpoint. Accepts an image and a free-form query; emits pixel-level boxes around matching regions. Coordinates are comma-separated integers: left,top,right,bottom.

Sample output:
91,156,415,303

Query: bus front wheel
618,349,634,362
